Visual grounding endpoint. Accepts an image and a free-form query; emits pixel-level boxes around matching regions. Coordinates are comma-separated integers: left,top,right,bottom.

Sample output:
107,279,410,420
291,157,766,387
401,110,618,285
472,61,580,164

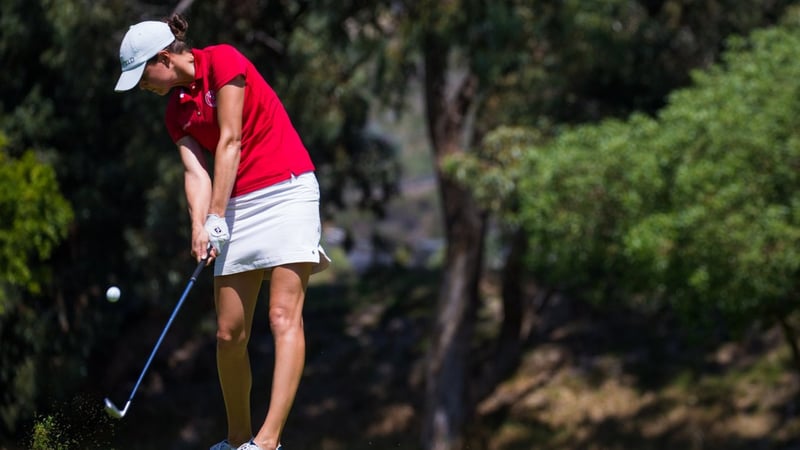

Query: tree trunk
471,228,538,404
421,32,485,450
777,313,800,379
422,179,486,450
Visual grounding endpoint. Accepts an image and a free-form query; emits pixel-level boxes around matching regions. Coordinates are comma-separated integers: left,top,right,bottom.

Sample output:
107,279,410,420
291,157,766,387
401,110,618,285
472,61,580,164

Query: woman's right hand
192,227,216,265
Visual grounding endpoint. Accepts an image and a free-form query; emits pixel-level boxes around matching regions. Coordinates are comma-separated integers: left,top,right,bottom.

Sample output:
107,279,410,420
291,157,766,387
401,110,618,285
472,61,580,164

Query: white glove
204,214,230,253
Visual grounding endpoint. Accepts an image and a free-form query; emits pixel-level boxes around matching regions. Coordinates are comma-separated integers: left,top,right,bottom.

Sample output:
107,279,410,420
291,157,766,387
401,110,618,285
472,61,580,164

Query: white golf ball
106,286,121,303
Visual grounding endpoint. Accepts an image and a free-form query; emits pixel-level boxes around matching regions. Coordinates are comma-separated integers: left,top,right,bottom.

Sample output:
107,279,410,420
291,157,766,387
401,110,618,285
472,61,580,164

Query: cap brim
114,63,146,92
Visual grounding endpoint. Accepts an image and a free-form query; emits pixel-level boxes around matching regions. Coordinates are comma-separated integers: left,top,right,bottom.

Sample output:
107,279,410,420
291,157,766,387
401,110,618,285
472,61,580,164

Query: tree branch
172,0,195,16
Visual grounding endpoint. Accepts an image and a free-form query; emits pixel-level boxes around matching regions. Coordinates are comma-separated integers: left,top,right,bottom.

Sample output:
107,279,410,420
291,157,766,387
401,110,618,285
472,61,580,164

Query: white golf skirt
214,172,330,278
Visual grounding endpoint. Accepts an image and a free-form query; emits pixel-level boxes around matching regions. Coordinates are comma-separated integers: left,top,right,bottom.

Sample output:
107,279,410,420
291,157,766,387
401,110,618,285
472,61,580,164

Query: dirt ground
13,270,800,450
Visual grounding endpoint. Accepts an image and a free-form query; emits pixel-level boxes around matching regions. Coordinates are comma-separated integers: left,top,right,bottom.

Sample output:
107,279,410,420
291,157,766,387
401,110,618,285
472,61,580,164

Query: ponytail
164,14,191,53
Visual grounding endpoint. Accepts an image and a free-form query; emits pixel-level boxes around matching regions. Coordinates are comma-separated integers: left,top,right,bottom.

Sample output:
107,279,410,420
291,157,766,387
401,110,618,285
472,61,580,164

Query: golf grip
189,253,207,281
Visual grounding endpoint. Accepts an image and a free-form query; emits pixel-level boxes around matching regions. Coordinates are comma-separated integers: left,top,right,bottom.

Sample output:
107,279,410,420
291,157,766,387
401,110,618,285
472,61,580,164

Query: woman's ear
158,50,171,66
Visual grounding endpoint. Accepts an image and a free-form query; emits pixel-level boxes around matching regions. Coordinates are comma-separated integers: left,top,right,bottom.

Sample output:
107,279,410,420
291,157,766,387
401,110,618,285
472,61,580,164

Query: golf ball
106,286,121,303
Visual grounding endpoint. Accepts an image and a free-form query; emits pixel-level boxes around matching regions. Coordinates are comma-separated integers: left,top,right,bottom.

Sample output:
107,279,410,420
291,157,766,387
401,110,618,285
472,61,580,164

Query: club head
104,398,129,419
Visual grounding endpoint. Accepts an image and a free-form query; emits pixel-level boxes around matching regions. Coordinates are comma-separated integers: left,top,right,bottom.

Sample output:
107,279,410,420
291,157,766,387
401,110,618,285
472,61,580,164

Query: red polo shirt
165,44,315,197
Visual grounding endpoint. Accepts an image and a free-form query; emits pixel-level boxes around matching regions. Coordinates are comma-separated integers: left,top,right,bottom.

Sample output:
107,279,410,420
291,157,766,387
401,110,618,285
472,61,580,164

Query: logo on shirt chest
178,87,216,131
205,90,217,108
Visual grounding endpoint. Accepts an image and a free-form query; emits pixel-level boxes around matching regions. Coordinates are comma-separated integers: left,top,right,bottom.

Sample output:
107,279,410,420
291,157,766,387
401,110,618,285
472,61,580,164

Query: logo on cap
121,56,136,69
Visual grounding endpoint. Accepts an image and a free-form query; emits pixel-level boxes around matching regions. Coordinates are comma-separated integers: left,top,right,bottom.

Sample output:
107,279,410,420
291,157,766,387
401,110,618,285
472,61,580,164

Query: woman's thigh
215,269,266,337
268,263,312,327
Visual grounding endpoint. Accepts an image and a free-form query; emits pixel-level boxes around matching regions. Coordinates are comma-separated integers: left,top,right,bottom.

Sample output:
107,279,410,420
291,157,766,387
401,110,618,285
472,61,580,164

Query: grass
30,415,64,450
27,395,116,450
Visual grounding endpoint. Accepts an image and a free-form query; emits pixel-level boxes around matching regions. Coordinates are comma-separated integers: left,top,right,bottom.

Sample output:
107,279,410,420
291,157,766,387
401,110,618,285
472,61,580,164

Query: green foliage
484,0,798,126
269,4,403,216
442,127,545,221
520,115,665,298
515,22,800,322
0,133,73,432
0,136,73,313
29,400,115,450
31,415,67,450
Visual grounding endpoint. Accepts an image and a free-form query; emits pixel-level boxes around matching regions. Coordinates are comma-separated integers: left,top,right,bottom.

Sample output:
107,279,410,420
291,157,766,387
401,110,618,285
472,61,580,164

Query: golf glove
204,214,230,252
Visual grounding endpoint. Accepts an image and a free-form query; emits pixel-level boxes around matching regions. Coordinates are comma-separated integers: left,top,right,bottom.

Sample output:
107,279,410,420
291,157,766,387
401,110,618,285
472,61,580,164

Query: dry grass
475,298,800,450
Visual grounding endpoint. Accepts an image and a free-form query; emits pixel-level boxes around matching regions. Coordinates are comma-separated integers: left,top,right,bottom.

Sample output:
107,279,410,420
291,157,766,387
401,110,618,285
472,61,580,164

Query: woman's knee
268,304,303,335
268,264,309,334
216,324,249,353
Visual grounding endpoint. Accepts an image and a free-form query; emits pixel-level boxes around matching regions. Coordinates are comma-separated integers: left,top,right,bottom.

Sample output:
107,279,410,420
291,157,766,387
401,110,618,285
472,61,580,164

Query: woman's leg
215,269,265,447
253,262,312,450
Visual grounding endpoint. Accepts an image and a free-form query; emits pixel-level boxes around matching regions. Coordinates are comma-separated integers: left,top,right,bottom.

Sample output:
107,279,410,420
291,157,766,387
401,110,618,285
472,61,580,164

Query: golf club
104,250,210,419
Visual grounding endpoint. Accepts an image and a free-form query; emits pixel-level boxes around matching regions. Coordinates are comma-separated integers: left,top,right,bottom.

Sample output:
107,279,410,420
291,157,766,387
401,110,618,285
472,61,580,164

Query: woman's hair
164,13,191,53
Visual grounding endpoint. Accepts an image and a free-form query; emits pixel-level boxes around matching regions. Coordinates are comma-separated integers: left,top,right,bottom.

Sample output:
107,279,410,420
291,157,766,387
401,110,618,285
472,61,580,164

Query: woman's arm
209,75,245,217
177,135,213,260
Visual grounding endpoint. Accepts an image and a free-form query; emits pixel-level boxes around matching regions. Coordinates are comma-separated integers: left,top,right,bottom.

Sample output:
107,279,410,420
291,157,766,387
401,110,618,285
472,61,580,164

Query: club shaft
123,258,207,407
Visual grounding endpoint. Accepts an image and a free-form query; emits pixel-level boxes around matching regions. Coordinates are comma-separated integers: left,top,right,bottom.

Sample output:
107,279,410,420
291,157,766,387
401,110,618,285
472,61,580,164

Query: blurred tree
0,2,189,437
405,1,796,448
0,133,73,433
512,14,800,372
489,0,797,125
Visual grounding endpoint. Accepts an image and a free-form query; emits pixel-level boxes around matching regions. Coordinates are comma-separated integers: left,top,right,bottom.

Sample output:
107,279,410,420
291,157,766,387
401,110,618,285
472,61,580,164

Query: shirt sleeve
208,45,249,90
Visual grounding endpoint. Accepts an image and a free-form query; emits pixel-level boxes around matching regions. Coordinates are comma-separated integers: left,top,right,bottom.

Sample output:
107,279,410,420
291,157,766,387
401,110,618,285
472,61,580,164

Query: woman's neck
172,51,196,86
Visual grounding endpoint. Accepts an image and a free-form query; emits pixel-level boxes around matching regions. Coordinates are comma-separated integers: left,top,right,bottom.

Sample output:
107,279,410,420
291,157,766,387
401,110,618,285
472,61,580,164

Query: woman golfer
115,14,329,450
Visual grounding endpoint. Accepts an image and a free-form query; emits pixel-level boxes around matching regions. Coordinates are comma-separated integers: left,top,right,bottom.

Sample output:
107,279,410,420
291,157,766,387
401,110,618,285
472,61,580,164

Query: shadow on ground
10,267,800,450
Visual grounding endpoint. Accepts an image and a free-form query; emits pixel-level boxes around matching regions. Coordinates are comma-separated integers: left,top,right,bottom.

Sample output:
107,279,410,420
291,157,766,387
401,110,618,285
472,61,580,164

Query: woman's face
139,53,176,96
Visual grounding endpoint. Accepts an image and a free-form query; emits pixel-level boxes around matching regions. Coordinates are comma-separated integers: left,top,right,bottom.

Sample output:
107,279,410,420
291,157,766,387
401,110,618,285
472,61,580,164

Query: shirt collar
178,48,205,103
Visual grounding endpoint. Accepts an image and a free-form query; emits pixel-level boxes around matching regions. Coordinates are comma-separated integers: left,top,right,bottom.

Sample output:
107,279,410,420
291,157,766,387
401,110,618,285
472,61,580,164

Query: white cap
114,21,175,92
